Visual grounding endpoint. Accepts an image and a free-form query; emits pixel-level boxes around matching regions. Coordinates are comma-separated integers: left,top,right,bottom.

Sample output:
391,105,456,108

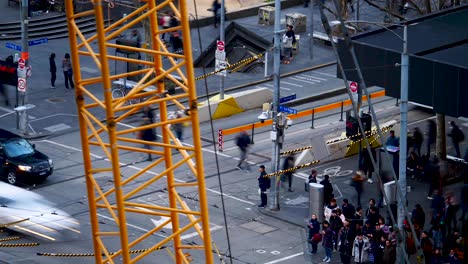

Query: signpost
279,105,298,114
6,43,22,51
280,94,296,104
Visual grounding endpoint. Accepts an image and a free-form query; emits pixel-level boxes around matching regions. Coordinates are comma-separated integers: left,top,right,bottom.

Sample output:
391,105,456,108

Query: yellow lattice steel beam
65,1,213,263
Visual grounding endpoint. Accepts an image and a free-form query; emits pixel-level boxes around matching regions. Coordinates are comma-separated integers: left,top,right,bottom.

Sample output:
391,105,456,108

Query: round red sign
216,40,225,52
349,81,358,93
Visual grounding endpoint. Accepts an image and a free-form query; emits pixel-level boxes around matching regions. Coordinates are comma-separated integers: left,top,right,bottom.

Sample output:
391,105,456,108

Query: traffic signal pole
19,0,30,135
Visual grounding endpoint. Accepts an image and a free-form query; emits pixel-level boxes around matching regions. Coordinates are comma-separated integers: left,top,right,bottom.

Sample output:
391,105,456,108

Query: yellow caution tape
0,242,39,247
0,236,21,242
280,146,313,155
194,53,264,81
263,160,320,178
37,247,166,257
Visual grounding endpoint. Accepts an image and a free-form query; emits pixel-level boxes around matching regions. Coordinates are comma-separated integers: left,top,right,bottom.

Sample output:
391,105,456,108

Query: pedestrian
427,157,441,199
211,0,221,28
443,196,459,237
169,12,179,29
235,131,251,171
172,111,184,141
282,153,295,192
351,206,364,232
342,199,356,221
303,0,310,8
305,169,318,191
0,81,8,106
352,232,370,264
338,221,354,264
62,53,74,89
329,209,343,251
382,240,396,264
137,118,156,161
320,174,334,205
49,53,56,88
407,151,419,179
307,213,320,254
420,231,433,264
170,31,183,55
143,106,154,123
412,127,424,157
362,147,376,183
351,170,364,207
448,121,464,158
257,165,270,208
324,198,339,222
281,25,296,64
446,249,460,264
427,120,436,156
366,206,380,227
411,204,426,230
160,11,171,42
321,220,333,262
386,130,400,147
430,224,443,249
430,248,444,264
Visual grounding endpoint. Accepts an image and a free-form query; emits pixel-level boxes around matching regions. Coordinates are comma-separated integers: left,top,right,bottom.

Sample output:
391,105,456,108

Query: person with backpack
281,25,296,64
448,121,464,158
257,165,270,208
236,131,251,171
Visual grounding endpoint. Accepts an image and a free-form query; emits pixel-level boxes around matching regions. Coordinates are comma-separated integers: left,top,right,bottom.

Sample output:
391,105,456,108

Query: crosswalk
256,70,333,94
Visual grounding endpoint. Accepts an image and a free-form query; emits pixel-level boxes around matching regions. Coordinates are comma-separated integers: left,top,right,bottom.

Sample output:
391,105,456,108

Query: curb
258,208,305,228
189,0,305,28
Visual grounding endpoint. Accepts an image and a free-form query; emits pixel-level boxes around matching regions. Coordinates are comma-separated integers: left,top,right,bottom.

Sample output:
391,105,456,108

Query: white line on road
280,81,302,87
41,138,256,206
264,252,303,264
299,74,327,81
313,71,335,77
0,106,14,113
333,184,343,199
264,83,291,91
30,113,78,123
97,213,168,239
289,77,319,84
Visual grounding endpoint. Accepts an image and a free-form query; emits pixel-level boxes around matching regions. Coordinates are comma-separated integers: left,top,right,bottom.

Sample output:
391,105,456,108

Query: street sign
18,58,25,70
5,43,22,51
215,50,226,61
17,77,26,92
28,38,48,46
216,40,225,52
215,59,227,77
17,68,26,78
349,81,358,93
279,105,298,114
280,94,297,104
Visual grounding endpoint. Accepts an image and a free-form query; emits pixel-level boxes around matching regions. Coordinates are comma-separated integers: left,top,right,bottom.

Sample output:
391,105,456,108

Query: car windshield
3,138,34,158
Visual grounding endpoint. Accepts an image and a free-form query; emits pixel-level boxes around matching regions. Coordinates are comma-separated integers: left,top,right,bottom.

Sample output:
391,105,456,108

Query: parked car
0,129,53,185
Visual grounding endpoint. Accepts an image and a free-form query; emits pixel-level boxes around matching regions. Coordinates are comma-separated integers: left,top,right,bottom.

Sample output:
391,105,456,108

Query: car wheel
7,170,18,185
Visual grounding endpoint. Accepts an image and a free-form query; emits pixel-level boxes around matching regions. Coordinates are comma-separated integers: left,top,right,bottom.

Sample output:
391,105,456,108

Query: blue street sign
280,94,297,104
5,43,22,51
28,38,48,46
279,105,298,114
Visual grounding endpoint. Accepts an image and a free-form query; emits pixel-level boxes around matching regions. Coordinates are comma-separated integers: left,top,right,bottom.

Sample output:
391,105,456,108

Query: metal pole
219,0,225,99
20,0,29,135
264,51,268,77
309,0,314,59
269,0,282,211
397,24,408,263
355,0,360,21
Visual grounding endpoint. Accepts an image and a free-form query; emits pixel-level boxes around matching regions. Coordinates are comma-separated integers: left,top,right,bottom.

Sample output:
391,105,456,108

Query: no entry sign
216,40,225,52
18,58,25,70
349,81,358,93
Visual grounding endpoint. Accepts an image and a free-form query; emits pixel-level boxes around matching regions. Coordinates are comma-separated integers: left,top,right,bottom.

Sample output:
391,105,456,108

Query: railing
221,90,386,138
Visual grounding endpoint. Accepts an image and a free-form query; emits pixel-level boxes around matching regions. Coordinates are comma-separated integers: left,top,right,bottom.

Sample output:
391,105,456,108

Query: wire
192,1,233,263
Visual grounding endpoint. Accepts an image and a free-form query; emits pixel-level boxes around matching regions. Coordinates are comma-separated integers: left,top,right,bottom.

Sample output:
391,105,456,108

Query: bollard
339,101,344,121
251,123,255,144
310,108,315,129
309,183,324,223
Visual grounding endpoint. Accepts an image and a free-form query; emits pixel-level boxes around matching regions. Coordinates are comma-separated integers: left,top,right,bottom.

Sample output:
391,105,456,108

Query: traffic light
346,115,358,138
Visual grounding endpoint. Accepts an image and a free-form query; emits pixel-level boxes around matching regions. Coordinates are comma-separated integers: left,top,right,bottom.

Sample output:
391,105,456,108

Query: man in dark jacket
49,53,56,88
412,127,424,157
307,213,320,254
320,175,334,205
426,120,436,156
329,209,343,251
282,153,295,192
448,121,464,158
339,221,354,264
342,199,356,221
138,118,156,161
257,165,269,208
236,131,251,170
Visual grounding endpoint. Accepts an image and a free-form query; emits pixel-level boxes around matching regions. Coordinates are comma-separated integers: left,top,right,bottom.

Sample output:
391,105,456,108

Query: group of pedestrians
159,11,183,54
48,52,74,89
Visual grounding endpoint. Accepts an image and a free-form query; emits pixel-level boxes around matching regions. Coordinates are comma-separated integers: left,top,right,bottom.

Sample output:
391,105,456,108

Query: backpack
454,128,465,142
265,176,271,189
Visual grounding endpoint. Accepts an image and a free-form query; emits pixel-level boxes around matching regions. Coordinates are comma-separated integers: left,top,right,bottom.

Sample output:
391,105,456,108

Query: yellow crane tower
64,1,213,263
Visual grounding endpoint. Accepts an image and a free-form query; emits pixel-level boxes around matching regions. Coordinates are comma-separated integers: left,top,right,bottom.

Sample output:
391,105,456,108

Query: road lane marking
264,252,303,264
299,74,327,81
289,77,319,84
97,213,168,239
280,81,302,87
41,139,256,206
313,71,335,77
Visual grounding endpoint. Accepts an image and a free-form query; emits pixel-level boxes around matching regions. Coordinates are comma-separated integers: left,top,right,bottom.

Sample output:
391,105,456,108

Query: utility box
258,6,275,25
285,13,307,33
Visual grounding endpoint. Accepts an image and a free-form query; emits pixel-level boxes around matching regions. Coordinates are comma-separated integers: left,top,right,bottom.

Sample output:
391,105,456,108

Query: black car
0,129,53,185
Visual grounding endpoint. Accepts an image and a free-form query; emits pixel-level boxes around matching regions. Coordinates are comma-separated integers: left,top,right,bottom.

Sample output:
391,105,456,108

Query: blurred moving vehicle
0,181,80,241
0,129,53,185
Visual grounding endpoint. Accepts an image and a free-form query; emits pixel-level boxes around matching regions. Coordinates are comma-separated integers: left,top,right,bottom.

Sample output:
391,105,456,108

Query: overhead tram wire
192,0,232,263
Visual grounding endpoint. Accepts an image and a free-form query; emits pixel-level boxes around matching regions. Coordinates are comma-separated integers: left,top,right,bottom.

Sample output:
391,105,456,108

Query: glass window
3,139,34,158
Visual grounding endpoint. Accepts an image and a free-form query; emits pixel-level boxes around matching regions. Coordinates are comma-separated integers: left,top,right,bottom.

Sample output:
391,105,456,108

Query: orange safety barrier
222,90,386,136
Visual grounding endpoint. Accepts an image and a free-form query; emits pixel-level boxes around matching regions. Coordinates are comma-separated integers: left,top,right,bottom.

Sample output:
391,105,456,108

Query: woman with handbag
307,214,321,254
62,53,74,89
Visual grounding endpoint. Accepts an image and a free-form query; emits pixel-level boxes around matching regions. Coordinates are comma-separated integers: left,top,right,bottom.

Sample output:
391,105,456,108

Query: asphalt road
2,93,466,264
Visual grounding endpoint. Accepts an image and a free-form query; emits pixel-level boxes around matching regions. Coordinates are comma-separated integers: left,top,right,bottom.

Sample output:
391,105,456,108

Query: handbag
312,233,322,243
